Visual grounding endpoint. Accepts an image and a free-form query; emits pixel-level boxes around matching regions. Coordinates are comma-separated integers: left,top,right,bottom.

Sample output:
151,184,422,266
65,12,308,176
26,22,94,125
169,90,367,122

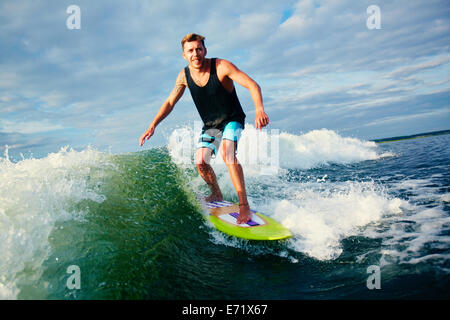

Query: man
139,33,269,224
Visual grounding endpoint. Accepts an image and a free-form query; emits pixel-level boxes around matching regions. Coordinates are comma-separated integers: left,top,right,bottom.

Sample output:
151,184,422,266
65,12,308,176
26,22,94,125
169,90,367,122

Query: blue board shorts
197,121,243,156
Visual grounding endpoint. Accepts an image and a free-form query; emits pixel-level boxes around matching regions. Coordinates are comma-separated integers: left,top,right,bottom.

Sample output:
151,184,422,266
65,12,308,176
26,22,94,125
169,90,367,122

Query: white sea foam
276,129,388,169
169,126,447,267
441,193,450,202
168,125,393,173
168,126,401,260
214,176,449,266
371,178,450,267
204,179,405,261
0,146,109,299
271,181,405,260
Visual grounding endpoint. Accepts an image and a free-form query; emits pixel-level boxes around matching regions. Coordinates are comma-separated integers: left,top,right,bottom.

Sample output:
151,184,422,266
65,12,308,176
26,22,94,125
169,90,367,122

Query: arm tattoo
174,72,186,93
168,71,186,101
175,83,183,94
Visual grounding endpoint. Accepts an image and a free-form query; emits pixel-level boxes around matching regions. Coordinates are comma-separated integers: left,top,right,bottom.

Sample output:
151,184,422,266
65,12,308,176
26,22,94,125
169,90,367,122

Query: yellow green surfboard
202,199,292,241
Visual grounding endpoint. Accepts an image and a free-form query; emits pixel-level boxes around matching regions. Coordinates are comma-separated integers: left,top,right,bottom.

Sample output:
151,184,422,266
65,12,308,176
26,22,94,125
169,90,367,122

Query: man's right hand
139,125,155,146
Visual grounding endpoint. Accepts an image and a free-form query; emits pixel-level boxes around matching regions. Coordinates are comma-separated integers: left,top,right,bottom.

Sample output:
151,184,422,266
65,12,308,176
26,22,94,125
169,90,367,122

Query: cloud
360,108,450,128
0,120,65,134
385,56,450,79
0,0,449,156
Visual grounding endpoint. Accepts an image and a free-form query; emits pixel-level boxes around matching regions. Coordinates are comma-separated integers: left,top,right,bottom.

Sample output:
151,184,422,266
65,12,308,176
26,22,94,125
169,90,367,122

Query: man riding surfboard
139,33,269,224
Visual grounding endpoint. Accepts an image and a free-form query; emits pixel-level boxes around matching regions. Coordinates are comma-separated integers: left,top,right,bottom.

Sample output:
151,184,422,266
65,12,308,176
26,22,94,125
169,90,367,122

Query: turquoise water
1,128,449,299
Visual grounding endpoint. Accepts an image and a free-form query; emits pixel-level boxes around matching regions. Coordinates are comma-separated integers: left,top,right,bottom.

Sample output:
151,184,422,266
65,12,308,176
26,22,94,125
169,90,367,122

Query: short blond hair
181,33,205,50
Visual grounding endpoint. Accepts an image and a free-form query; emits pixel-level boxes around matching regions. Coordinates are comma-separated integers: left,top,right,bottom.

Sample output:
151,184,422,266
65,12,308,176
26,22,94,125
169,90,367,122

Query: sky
1,0,449,159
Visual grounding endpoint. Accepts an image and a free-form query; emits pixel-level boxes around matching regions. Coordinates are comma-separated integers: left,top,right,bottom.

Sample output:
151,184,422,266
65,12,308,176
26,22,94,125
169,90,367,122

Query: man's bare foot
236,203,251,224
205,192,223,203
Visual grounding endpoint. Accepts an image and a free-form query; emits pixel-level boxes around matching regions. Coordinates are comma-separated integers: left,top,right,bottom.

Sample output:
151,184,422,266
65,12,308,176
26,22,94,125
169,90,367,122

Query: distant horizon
371,128,450,142
2,127,449,163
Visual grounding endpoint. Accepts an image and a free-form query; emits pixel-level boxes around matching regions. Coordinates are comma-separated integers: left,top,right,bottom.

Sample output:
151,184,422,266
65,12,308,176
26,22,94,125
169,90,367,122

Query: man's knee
195,148,213,168
221,141,238,165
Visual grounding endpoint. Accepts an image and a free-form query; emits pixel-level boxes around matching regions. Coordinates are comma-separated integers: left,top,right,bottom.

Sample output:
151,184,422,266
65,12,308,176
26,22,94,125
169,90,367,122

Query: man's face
182,40,207,69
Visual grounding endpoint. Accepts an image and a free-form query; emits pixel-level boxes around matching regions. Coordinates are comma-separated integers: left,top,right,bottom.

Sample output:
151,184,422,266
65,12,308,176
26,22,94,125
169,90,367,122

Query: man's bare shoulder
216,58,236,68
216,58,240,76
176,68,187,86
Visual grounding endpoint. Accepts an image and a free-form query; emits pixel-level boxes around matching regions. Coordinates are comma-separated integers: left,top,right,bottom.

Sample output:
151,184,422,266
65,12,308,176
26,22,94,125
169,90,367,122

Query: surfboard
200,199,292,240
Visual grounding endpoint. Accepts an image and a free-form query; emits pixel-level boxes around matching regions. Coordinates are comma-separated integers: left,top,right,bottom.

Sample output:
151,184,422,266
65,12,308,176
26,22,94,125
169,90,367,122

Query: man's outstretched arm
218,59,269,130
139,70,187,146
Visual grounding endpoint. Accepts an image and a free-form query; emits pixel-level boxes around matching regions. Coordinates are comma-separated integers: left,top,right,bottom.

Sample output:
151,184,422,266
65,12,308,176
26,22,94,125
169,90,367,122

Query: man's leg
221,140,251,224
195,147,223,202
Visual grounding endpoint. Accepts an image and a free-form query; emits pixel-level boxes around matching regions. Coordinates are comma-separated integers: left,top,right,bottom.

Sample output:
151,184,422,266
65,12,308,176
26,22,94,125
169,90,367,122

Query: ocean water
0,127,449,300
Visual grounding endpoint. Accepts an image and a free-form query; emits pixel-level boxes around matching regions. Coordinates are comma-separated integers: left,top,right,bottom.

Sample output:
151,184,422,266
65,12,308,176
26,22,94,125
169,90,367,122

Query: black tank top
184,58,246,130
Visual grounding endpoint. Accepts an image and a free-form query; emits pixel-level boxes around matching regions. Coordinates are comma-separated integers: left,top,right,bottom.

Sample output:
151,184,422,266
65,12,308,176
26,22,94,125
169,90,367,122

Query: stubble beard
191,56,206,71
